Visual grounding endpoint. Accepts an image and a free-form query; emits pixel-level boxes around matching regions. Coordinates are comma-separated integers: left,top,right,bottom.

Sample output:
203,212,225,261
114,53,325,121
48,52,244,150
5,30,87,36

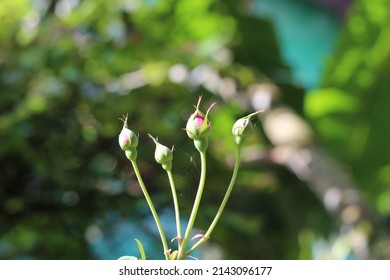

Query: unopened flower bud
185,96,216,141
119,115,138,151
117,256,138,260
149,134,173,171
232,111,262,146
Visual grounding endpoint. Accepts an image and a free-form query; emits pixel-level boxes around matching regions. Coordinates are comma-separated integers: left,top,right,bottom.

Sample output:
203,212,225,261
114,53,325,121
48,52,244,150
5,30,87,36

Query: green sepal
200,101,216,135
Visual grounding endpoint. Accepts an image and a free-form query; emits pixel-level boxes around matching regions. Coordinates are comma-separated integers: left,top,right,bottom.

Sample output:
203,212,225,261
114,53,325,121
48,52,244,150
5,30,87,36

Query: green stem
178,151,207,259
186,147,242,256
131,160,170,260
166,170,182,249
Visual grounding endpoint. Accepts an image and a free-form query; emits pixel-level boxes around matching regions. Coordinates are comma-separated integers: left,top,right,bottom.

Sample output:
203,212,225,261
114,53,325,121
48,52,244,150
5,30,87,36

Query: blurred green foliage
0,0,389,260
305,0,390,216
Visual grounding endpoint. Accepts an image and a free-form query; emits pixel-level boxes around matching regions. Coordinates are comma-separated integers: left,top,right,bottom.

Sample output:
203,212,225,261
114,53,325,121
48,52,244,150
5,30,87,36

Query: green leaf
135,239,146,260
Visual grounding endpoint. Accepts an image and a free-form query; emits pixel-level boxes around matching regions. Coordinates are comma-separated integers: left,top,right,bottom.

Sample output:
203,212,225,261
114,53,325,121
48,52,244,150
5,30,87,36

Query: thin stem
178,151,207,259
166,170,182,249
186,147,242,256
131,160,170,260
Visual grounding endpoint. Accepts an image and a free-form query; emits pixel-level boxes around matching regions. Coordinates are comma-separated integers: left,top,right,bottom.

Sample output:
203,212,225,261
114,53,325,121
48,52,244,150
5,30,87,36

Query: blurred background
1,0,390,260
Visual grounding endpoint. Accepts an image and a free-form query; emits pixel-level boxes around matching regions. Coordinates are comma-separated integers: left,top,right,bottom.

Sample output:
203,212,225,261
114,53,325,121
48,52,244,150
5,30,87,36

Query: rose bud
149,134,173,171
232,111,263,146
185,96,216,141
117,256,138,260
118,114,138,151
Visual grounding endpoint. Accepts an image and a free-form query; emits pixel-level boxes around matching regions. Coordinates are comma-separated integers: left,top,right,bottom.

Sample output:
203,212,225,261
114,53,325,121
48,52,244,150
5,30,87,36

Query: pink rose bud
118,115,138,151
185,96,216,140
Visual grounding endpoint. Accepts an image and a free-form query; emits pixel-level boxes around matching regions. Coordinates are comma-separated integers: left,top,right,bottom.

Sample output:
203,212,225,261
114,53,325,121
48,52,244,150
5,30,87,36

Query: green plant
118,96,261,260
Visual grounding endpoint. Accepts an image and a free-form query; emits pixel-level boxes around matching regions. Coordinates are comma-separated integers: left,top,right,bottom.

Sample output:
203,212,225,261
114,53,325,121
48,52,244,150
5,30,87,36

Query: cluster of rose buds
118,96,261,260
